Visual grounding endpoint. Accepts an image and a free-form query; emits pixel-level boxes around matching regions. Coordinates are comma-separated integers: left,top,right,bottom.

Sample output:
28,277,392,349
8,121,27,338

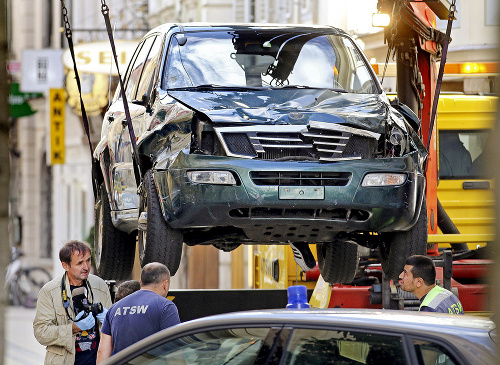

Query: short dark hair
59,240,91,265
115,280,141,302
141,263,170,286
406,255,436,286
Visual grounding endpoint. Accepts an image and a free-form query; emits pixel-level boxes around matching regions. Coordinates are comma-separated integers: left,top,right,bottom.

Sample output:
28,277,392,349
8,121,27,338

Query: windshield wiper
274,85,348,93
169,84,348,93
273,85,314,90
169,84,264,91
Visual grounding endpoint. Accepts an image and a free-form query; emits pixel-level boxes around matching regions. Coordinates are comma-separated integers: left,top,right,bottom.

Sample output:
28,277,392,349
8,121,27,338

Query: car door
410,335,495,365
112,326,284,364
283,326,493,365
282,327,410,365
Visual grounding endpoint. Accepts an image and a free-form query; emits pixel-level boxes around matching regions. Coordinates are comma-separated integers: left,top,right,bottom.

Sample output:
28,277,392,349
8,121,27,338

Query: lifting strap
60,0,143,201
100,0,142,186
60,1,99,200
426,0,457,153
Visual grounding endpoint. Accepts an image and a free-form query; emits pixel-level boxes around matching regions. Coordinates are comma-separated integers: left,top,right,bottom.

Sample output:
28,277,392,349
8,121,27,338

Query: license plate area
279,186,325,200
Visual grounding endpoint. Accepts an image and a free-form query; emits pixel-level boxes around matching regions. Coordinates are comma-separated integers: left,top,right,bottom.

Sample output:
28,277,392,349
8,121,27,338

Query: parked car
93,23,428,282
100,309,496,365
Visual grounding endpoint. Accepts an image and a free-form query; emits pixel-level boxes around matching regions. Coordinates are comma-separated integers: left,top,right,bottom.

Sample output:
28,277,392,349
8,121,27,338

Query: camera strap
61,272,95,322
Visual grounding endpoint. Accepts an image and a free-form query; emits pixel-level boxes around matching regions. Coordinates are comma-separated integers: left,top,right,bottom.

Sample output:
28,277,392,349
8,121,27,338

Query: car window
123,39,148,100
341,37,377,93
162,30,378,93
283,328,408,365
123,327,274,364
439,130,492,179
413,339,459,365
135,35,163,101
125,35,157,101
162,36,192,90
111,40,143,103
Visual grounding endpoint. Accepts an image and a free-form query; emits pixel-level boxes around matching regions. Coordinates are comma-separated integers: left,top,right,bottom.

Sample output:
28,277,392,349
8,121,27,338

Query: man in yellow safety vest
399,255,464,314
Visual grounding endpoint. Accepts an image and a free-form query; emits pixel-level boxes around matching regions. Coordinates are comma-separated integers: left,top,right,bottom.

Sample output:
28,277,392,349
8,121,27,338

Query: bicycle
5,247,52,308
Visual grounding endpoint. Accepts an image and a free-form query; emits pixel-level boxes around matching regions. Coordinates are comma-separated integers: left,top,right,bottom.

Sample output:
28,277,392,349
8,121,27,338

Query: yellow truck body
252,244,318,289
434,94,496,249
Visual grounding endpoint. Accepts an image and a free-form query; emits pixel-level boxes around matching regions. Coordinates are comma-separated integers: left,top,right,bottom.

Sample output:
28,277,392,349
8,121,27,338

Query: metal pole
381,271,391,309
442,250,452,291
0,0,11,363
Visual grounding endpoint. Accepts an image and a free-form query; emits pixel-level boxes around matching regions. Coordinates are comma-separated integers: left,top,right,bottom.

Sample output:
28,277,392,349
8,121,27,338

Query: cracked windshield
164,30,378,94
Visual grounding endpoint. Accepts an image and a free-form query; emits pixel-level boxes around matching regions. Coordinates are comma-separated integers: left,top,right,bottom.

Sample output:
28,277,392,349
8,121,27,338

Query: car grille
223,133,256,156
215,122,380,162
252,131,312,159
250,171,351,186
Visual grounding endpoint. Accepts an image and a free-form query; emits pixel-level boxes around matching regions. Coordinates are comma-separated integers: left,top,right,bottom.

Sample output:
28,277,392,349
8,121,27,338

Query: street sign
8,83,43,118
21,49,64,93
49,89,65,165
62,40,138,76
7,60,21,76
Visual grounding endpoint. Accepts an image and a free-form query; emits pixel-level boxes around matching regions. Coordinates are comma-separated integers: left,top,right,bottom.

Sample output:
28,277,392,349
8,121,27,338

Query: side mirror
131,94,149,107
177,33,187,46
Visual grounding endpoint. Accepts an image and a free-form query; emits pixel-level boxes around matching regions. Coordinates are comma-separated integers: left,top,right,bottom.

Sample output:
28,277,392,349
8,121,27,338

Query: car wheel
94,183,136,280
138,169,183,276
379,195,428,280
317,239,360,284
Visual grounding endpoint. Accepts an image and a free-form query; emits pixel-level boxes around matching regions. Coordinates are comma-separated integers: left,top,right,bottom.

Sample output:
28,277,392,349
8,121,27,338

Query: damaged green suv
93,23,428,283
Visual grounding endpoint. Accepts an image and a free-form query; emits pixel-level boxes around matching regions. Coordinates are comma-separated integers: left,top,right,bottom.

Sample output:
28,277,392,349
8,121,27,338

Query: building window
486,0,500,26
254,0,269,23
234,0,251,22
436,0,461,29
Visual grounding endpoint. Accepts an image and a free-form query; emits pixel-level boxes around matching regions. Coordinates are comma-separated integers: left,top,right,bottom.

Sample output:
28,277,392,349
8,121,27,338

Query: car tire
138,169,183,276
379,195,428,280
317,239,360,284
94,183,136,280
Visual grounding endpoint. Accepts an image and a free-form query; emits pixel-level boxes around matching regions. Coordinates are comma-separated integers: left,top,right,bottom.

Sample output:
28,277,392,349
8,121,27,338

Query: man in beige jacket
33,240,112,364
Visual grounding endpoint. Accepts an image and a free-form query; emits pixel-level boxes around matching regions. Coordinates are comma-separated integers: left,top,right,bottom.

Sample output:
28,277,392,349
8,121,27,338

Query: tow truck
320,0,495,313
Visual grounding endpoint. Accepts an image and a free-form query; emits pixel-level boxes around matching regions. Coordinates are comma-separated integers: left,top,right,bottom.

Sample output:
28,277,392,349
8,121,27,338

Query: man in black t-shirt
97,263,180,362
71,282,103,365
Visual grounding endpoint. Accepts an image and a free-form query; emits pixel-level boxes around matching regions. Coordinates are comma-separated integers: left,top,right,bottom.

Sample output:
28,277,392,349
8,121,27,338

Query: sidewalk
4,306,45,365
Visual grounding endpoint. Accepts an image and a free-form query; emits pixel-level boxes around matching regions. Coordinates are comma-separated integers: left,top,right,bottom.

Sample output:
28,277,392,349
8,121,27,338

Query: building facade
7,0,145,277
8,0,62,271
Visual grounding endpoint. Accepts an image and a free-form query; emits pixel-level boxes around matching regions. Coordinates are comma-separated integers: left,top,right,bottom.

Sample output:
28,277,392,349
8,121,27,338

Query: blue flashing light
286,285,310,309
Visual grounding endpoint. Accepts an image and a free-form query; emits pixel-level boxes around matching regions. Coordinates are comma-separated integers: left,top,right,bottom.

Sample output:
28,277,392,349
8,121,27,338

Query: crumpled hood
168,89,391,133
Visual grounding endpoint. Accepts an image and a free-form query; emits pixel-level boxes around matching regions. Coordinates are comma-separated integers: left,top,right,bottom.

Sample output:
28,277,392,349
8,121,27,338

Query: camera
80,300,104,317
72,287,103,317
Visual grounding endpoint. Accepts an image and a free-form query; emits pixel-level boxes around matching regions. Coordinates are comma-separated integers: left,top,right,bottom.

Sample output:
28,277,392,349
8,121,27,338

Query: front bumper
154,152,425,242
